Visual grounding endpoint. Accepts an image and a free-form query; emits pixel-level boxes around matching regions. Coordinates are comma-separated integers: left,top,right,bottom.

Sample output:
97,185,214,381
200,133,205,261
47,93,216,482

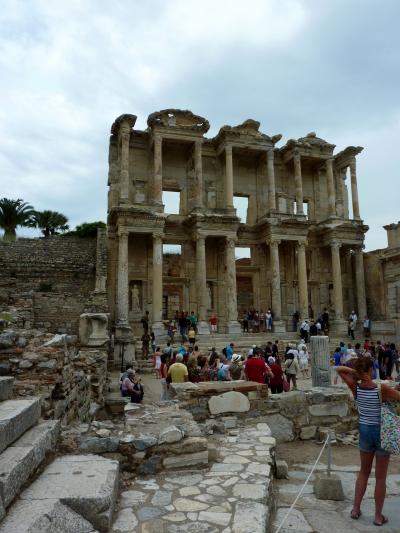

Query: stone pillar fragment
225,145,234,208
354,247,367,320
152,233,164,335
349,157,360,219
326,158,336,217
269,240,282,320
119,122,131,203
330,241,343,319
267,149,276,211
293,152,304,215
117,232,129,325
297,242,308,319
225,237,241,333
153,135,163,205
196,235,210,334
311,336,331,387
194,140,203,208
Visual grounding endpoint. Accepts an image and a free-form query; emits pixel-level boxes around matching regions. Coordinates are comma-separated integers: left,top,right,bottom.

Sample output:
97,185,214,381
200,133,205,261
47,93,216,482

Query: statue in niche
207,283,212,310
131,284,141,312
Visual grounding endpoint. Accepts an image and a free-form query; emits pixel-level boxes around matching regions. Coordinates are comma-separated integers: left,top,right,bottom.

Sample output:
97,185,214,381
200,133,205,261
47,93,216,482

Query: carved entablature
280,132,335,161
214,119,282,147
334,146,364,168
110,114,137,135
147,109,210,133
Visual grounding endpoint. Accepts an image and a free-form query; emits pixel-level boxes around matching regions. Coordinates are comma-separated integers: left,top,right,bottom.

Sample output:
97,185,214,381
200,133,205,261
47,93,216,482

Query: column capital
330,240,341,249
225,144,233,155
267,238,281,247
353,244,365,253
296,240,307,251
117,229,129,238
152,231,163,241
349,156,357,172
293,150,301,162
326,157,334,166
267,148,274,160
226,236,237,249
196,232,207,243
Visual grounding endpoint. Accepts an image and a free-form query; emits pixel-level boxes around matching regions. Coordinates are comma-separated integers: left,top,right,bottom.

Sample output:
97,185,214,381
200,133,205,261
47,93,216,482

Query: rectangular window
233,196,249,223
162,190,180,214
235,247,251,260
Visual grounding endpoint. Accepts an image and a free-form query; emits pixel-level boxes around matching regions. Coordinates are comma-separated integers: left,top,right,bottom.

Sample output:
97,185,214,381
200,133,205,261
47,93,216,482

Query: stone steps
0,398,41,454
0,419,60,509
0,454,119,533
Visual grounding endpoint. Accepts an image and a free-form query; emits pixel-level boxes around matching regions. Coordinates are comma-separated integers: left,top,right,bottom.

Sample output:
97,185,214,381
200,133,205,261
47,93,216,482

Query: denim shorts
359,423,389,456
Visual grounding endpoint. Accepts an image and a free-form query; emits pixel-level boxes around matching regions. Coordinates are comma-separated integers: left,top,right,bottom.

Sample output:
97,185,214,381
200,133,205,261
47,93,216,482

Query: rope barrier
274,434,330,533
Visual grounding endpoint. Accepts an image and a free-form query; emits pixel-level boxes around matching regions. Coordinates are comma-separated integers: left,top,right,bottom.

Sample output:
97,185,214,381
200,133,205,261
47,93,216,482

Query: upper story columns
267,149,277,211
349,157,361,220
293,151,304,215
194,140,204,208
326,158,336,217
153,134,163,206
225,145,234,208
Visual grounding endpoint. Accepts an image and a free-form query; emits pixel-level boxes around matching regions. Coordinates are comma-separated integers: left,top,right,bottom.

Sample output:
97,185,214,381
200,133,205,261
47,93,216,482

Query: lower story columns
196,235,210,334
225,236,241,334
297,241,309,319
330,241,344,320
354,247,367,320
152,233,164,336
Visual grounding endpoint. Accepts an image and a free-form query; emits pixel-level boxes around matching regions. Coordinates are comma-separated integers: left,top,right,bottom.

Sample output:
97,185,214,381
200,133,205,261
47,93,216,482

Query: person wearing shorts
337,358,400,526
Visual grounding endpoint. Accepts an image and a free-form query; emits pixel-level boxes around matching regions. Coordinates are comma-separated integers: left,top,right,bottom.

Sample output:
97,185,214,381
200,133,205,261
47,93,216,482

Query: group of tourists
149,338,312,400
241,308,273,332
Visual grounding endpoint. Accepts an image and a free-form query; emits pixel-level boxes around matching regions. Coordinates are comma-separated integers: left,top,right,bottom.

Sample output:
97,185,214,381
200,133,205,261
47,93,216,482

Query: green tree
30,210,69,237
65,221,106,238
0,198,34,241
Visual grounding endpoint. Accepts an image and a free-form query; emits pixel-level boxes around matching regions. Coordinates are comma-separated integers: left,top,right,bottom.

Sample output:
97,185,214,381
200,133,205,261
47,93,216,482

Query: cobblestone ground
111,423,275,533
273,462,400,532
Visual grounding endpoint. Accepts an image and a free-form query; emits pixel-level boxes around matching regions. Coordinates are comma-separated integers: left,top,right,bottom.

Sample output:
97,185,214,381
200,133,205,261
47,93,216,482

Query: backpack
217,367,226,381
222,347,227,356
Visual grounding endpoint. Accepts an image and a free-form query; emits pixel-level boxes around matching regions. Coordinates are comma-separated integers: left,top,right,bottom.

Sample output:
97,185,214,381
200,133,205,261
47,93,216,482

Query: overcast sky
1,0,399,251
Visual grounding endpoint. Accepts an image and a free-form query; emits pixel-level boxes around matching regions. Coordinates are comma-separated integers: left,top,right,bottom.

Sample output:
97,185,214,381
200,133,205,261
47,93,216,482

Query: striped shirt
356,385,381,425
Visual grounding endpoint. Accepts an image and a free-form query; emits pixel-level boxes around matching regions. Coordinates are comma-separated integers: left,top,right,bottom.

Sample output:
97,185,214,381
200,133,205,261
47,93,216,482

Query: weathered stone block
275,459,289,479
163,450,208,469
264,414,294,442
80,436,119,453
314,473,345,501
0,398,41,454
208,391,250,415
308,402,348,418
0,376,13,401
300,425,317,440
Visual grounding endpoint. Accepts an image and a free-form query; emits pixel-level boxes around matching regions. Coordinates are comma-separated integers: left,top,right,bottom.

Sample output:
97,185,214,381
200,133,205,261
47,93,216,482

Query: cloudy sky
1,0,399,250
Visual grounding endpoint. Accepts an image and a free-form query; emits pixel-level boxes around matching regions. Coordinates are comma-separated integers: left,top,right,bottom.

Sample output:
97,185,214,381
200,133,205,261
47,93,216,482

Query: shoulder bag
378,383,400,455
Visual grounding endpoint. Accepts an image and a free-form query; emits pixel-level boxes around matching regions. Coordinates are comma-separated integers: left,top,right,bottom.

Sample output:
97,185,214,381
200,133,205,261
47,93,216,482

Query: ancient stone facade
107,109,368,345
364,222,400,343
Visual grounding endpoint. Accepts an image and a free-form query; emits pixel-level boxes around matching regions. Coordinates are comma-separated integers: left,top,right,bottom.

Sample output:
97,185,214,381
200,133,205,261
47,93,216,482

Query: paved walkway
273,462,400,532
111,423,275,533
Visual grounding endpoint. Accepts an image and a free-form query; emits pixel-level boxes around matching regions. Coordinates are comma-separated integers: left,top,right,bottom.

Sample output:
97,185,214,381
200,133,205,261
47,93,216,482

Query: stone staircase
0,376,120,532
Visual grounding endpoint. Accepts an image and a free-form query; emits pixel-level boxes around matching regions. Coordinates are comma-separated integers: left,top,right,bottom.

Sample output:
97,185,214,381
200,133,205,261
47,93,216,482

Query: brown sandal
373,515,388,526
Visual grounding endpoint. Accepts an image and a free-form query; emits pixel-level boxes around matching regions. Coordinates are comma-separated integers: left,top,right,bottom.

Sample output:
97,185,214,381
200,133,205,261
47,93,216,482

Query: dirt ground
276,440,400,474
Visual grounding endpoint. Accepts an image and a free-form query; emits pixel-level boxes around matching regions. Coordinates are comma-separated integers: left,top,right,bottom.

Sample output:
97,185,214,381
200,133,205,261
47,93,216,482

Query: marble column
153,135,163,206
311,336,331,387
152,233,164,335
269,239,282,320
297,241,309,319
117,231,129,325
196,235,210,334
194,140,203,208
120,123,131,203
225,145,234,208
330,241,344,319
225,237,241,333
267,149,276,211
115,231,135,364
293,152,304,215
354,247,367,320
349,157,361,219
335,167,344,217
326,158,336,217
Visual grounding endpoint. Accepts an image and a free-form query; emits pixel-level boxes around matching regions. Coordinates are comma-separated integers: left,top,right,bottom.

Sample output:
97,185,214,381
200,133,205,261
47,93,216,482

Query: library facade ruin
107,109,369,343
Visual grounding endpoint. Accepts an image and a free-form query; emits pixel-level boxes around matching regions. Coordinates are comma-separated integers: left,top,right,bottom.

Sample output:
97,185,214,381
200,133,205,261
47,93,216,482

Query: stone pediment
147,109,210,133
216,119,282,145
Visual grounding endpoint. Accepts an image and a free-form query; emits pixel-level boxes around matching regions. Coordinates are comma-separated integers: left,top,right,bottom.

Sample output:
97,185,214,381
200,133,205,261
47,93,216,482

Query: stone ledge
0,398,41,454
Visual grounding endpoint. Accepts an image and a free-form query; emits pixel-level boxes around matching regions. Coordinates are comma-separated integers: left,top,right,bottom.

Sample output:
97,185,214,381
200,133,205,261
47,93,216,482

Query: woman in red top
244,352,273,384
267,356,285,393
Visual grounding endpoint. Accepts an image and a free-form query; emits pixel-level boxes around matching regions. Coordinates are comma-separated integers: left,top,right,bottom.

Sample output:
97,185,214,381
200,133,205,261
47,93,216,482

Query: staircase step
0,399,41,454
0,419,60,509
0,454,119,533
0,377,14,401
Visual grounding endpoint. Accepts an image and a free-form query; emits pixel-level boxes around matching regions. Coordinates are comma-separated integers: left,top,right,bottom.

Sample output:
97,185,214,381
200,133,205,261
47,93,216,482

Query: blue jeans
359,423,389,456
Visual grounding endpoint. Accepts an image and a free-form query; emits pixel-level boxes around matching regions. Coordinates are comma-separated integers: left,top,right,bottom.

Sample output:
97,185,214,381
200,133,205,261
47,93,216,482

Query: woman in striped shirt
337,358,400,526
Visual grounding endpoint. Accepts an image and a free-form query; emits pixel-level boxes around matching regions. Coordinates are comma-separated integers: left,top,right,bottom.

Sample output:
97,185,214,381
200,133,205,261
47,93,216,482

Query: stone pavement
111,423,275,532
273,462,400,532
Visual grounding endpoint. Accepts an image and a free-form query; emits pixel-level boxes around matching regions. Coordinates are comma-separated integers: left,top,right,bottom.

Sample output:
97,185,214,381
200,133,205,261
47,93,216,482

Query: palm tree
0,198,35,241
30,210,69,237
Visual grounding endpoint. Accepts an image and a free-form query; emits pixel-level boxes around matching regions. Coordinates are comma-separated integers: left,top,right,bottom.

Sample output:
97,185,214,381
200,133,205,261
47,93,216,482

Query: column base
330,319,347,336
197,321,210,335
151,321,165,339
272,320,286,333
114,324,135,367
227,321,241,335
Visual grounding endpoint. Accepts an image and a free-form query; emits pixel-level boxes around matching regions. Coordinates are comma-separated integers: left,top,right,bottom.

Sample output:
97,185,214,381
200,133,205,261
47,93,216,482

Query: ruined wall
0,236,99,334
